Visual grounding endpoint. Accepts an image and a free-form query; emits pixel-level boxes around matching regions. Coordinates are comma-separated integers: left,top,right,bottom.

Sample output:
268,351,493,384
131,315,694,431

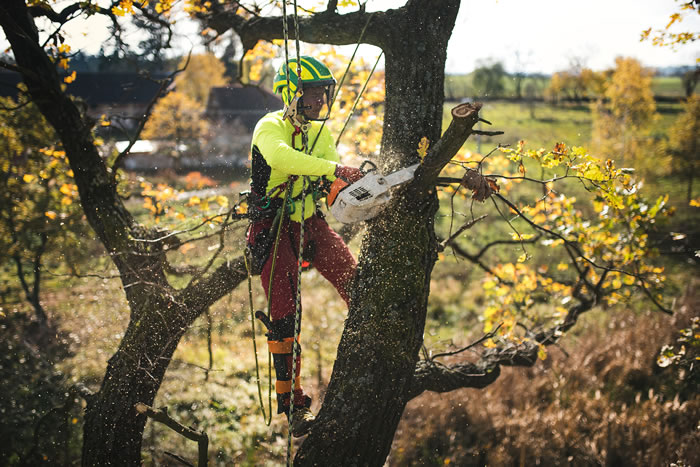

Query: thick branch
201,5,390,51
179,256,248,314
408,299,595,400
28,2,81,22
412,102,483,191
409,359,501,398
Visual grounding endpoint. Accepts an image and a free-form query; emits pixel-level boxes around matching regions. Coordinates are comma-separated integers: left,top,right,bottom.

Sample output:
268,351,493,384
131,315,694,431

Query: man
246,56,363,436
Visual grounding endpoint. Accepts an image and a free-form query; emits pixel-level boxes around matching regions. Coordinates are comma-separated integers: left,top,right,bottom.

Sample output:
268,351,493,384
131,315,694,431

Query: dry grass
390,282,700,466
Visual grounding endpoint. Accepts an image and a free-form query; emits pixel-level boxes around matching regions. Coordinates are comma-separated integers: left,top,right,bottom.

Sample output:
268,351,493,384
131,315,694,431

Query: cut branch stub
452,101,482,119
412,102,484,191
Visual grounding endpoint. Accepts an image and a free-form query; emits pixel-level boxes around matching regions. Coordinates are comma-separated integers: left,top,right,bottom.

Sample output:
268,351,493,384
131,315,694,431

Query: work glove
334,165,364,184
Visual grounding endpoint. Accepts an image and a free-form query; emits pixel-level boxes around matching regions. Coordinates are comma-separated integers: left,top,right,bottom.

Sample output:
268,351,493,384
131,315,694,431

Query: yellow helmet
273,56,336,111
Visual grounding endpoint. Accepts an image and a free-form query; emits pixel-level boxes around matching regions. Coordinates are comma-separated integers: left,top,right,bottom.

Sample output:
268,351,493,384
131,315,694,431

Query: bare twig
437,214,488,252
135,403,208,467
110,52,192,179
430,323,504,359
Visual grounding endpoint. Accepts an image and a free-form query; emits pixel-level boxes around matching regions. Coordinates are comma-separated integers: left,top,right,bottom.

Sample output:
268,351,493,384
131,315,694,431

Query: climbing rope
246,180,294,426
310,12,375,154
244,251,271,426
287,175,307,466
335,50,384,148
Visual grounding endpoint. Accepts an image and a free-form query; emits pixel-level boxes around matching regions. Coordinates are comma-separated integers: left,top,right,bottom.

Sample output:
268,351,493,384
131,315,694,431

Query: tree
141,53,228,166
471,59,506,98
0,1,671,465
175,53,229,106
664,94,700,202
682,66,699,97
141,90,209,166
591,57,661,174
0,92,88,325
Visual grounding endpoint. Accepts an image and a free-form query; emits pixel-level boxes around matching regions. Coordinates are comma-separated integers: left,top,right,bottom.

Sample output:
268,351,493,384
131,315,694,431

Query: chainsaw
327,161,420,224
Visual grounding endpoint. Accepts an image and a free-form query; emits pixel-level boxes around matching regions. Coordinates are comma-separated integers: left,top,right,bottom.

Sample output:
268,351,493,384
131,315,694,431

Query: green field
442,99,683,154
445,73,687,100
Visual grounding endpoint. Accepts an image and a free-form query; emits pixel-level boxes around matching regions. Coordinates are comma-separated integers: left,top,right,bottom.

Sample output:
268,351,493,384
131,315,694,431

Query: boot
288,405,315,437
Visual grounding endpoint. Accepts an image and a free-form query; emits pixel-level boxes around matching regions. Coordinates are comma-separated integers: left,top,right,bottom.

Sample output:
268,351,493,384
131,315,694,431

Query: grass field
445,73,688,100
442,99,683,156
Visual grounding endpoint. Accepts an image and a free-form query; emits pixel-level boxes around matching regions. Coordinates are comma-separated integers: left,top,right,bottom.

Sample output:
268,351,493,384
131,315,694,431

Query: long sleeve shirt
251,110,339,222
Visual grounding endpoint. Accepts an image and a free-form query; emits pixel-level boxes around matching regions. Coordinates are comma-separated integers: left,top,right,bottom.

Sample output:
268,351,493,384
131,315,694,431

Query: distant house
203,84,283,171
204,84,283,131
0,70,166,130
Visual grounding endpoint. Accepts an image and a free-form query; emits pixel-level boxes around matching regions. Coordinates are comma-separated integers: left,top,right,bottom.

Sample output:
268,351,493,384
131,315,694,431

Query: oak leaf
460,169,499,202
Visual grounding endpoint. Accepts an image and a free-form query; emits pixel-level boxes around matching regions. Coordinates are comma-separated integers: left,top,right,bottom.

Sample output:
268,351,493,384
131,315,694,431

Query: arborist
245,56,363,437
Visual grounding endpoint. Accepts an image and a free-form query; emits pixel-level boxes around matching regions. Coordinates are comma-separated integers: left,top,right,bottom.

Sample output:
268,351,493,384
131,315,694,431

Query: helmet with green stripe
273,56,336,120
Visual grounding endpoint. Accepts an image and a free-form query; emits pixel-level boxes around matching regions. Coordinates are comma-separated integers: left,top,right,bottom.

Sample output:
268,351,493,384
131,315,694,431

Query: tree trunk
296,2,460,464
82,295,188,465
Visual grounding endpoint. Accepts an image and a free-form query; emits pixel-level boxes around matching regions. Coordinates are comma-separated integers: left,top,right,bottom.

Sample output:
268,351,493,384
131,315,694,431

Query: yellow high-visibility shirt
251,111,339,222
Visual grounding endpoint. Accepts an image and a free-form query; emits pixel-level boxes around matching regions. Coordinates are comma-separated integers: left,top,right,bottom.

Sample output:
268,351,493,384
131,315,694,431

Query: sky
35,0,700,75
446,0,700,74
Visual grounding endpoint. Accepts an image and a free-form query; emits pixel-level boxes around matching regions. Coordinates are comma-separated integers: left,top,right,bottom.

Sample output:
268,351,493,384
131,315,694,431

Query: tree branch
134,403,208,467
408,297,595,400
200,4,388,52
179,256,248,315
412,102,483,192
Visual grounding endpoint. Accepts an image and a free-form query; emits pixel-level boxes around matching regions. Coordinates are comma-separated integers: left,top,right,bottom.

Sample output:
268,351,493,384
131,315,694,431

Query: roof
204,84,283,130
0,70,166,107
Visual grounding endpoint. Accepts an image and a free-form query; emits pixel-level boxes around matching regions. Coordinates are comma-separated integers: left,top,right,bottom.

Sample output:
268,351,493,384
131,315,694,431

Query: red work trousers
247,215,356,322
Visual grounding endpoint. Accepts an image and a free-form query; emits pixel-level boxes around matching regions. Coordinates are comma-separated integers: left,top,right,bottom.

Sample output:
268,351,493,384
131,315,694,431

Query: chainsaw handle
359,160,378,175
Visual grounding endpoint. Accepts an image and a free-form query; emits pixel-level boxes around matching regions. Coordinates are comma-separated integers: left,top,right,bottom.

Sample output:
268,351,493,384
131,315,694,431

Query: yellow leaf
236,201,248,215
537,344,547,361
187,196,201,206
59,183,73,195
22,174,35,183
45,211,57,220
690,198,700,207
63,71,76,84
417,136,429,163
517,253,528,263
557,262,569,271
61,196,72,206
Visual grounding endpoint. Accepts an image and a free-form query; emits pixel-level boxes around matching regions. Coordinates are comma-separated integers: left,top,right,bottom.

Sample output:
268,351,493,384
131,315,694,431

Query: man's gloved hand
334,165,363,184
